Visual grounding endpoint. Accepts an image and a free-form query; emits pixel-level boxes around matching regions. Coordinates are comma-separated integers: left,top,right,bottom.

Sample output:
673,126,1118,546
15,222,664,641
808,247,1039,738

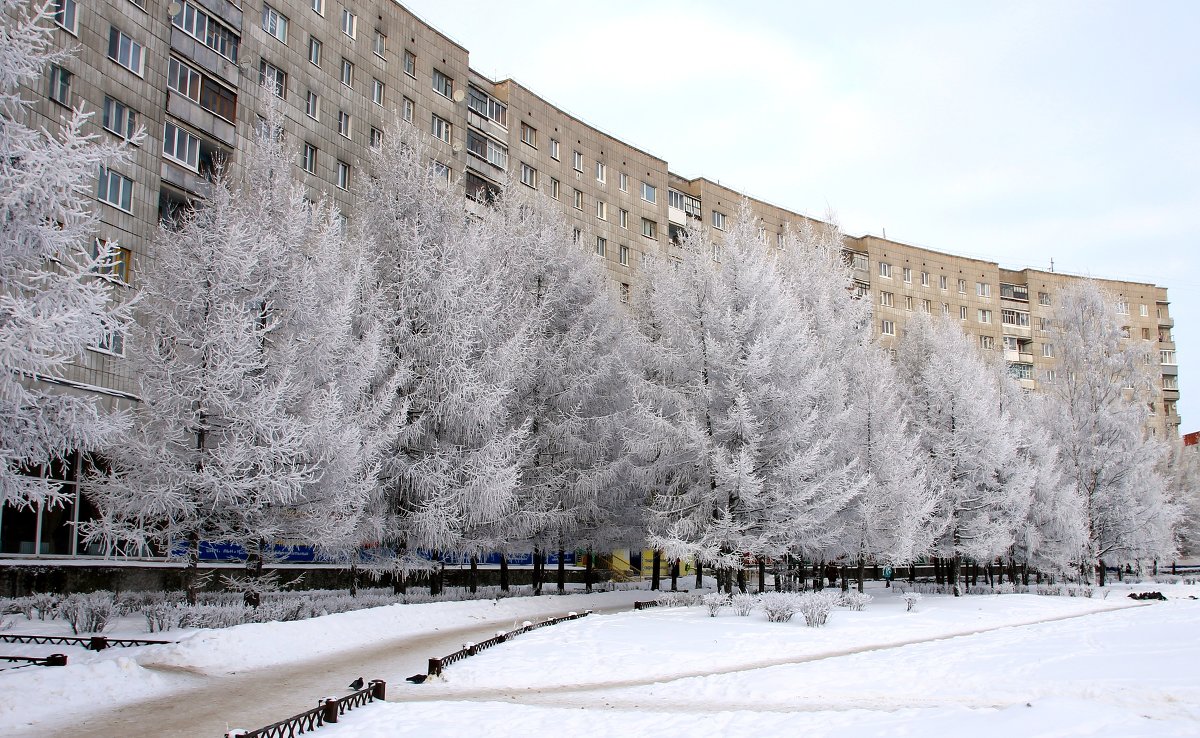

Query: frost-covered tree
483,185,640,591
360,126,529,587
1163,441,1200,561
1042,281,1178,583
630,202,851,591
897,312,1029,595
775,217,933,588
1,0,139,506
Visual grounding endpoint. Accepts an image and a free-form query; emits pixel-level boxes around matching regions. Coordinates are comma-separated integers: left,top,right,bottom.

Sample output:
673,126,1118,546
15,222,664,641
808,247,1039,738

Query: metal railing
0,653,68,671
225,679,386,738
0,633,175,651
426,610,591,677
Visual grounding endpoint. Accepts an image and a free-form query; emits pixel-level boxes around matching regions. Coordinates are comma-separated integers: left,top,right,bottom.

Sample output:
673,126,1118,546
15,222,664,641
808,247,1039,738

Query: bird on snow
406,674,428,684
348,677,364,690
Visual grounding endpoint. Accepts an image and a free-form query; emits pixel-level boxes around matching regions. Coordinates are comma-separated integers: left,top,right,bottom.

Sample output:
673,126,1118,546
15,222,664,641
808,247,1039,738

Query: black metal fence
0,653,68,671
0,633,175,651
632,600,663,611
426,610,591,677
225,679,386,738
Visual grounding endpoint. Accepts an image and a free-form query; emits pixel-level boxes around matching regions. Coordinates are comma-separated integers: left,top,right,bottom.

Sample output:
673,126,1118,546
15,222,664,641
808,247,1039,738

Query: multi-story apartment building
1,0,1179,559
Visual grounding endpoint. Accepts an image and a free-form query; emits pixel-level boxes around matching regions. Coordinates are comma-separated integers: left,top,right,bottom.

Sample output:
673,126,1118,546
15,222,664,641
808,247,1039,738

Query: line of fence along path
223,609,593,737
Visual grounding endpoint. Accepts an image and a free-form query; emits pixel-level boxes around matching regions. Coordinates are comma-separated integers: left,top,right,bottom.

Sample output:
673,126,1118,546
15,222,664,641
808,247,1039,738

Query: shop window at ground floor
0,451,102,556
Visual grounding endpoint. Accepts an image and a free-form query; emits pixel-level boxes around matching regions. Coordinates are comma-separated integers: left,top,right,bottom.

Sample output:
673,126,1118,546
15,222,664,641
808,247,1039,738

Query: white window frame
168,57,201,101
373,30,386,57
97,167,133,212
520,162,537,188
596,200,607,220
880,291,893,307
340,58,354,87
108,27,145,76
619,209,628,229
403,50,416,77
596,161,606,184
980,335,995,350
1039,291,1051,306
521,123,536,147
305,90,319,119
879,261,891,278
976,282,991,298
619,172,628,192
711,211,726,230
308,36,321,66
977,309,991,324
337,110,351,138
549,177,559,200
550,139,559,160
939,275,948,290
595,236,606,258
302,143,317,174
881,320,895,336
48,65,72,106
619,244,629,266
370,127,382,148
259,60,286,99
432,69,453,98
921,271,929,287
54,0,78,34
103,97,138,140
572,150,583,172
959,306,967,321
958,279,967,294
403,97,414,123
573,189,582,210
903,267,912,283
336,160,350,190
372,78,385,106
341,8,357,38
162,121,201,171
642,182,656,204
431,113,451,143
642,218,656,239
262,4,288,44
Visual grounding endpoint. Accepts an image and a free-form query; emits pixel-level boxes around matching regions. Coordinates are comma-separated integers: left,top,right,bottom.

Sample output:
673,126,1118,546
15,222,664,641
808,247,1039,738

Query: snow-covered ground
2,581,1197,737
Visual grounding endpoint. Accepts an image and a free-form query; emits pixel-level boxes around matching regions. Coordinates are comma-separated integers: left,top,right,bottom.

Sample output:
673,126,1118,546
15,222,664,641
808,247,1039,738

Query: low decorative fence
426,610,591,677
632,600,663,611
0,653,68,671
0,633,175,651
225,679,386,738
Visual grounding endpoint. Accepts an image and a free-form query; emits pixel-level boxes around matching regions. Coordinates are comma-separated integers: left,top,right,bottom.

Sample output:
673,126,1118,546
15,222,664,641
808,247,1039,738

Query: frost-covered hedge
797,592,838,627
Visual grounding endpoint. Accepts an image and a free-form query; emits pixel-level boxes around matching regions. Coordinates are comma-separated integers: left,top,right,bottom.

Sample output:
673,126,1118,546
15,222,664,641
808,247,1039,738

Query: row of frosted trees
3,4,1194,602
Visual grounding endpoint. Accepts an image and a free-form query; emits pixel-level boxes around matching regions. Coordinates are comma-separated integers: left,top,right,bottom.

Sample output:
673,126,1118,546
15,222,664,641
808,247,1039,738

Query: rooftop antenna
1050,258,1055,273
882,227,887,238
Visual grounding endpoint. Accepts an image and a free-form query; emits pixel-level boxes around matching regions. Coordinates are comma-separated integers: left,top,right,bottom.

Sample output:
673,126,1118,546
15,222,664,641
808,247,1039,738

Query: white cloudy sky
401,0,1200,430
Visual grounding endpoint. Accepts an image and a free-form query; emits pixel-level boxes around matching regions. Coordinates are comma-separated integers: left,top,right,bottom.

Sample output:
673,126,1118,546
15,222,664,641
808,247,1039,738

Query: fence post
44,653,68,666
88,636,109,651
321,698,339,724
370,679,386,701
428,657,442,677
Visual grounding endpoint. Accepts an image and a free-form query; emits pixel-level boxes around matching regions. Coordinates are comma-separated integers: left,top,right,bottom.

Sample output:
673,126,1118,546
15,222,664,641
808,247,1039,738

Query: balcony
167,90,236,147
170,27,239,87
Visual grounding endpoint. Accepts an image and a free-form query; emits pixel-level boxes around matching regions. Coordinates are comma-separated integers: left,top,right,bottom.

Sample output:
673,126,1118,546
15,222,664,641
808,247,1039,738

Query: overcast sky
401,0,1199,432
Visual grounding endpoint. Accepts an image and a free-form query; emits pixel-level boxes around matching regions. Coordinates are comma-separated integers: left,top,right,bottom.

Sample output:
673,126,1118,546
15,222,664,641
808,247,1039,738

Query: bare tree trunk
856,556,866,594
556,548,566,593
1097,558,1107,587
933,557,944,585
694,558,703,590
670,558,680,592
244,538,266,608
429,551,441,596
469,555,479,594
184,530,201,606
498,554,509,592
736,565,747,593
950,554,962,597
839,565,849,592
651,549,661,591
350,561,359,597
533,547,544,595
757,557,766,593
585,549,594,593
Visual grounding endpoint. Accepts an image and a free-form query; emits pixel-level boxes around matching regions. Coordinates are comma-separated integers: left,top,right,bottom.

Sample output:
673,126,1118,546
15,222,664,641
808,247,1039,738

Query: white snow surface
3,582,1198,737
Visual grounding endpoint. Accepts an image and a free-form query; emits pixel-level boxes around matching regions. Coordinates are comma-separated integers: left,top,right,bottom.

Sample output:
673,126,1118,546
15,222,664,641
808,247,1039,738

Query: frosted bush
2,596,35,620
143,602,180,633
656,591,699,608
759,592,800,623
59,591,120,634
702,592,730,617
901,592,922,612
839,591,873,611
798,592,838,627
731,593,756,616
31,593,60,620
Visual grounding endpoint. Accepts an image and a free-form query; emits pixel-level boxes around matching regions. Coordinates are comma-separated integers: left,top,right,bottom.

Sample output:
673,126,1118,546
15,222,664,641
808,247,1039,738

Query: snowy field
1,581,1197,737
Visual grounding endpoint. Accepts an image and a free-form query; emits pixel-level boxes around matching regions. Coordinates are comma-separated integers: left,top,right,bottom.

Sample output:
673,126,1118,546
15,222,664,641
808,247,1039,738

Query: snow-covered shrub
731,593,756,616
656,591,699,608
901,592,922,612
798,592,838,627
0,614,13,630
59,591,120,634
31,593,60,620
702,592,730,617
760,592,801,623
840,591,873,611
176,603,256,630
1,596,35,620
143,602,180,633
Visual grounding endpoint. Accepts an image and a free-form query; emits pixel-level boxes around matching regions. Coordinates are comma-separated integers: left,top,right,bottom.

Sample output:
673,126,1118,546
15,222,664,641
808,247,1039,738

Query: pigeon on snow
348,677,365,690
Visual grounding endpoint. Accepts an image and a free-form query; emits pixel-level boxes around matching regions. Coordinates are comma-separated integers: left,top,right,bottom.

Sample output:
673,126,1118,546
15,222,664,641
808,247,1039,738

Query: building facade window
881,320,895,336
596,200,607,220
977,309,991,324
619,209,628,229
619,172,628,192
373,30,386,57
572,150,583,172
431,114,450,142
340,58,353,86
171,2,241,61
958,279,967,294
921,271,929,287
1140,304,1149,317
54,0,78,34
521,122,536,147
549,177,559,199
312,0,324,13
370,127,382,147
162,121,200,170
980,335,995,350
302,143,317,173
372,78,385,106
642,182,656,204
1116,299,1129,315
520,162,536,188
596,161,606,184
403,50,416,77
711,210,726,230
102,97,137,139
48,65,72,106
168,57,201,100
97,167,133,211
262,4,288,43
336,160,350,189
921,299,931,313
550,139,559,160
959,305,967,320
904,295,913,311
595,236,606,258
337,110,351,138
573,189,583,210
466,130,508,168
851,253,868,271
108,27,144,75
902,267,912,283
1001,309,1030,326
1042,343,1054,358
642,218,656,239
939,275,948,290
620,282,630,303
341,8,356,38
976,282,991,298
305,90,319,119
879,261,891,278
880,291,893,307
1038,291,1051,306
467,87,507,127
403,97,414,123
308,36,321,66
92,239,131,284
1161,350,1176,365
432,69,453,98
259,60,286,98
619,244,629,266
